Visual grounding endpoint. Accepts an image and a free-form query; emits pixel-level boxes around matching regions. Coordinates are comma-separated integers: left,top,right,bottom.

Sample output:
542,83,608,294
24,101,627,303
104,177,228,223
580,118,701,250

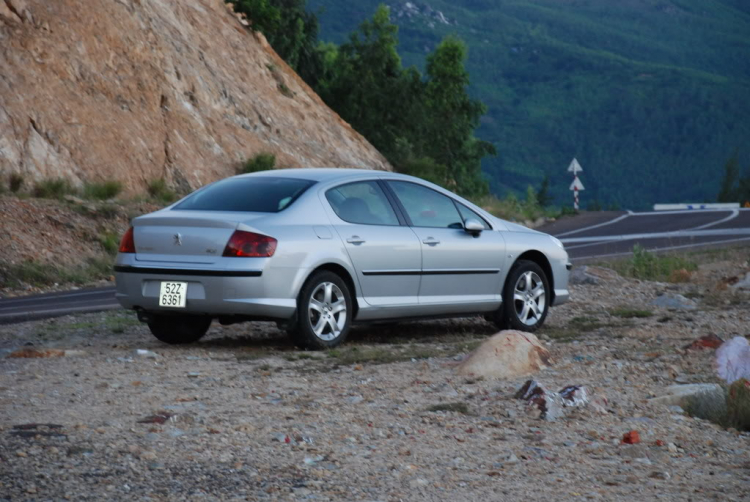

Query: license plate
158,281,187,308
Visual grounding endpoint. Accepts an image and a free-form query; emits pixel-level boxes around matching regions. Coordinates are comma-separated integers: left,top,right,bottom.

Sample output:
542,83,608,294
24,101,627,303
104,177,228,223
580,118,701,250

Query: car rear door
385,181,505,307
325,180,422,307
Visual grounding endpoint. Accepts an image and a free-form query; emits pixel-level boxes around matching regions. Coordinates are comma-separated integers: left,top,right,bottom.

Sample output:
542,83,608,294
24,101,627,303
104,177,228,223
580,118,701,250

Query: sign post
567,158,584,211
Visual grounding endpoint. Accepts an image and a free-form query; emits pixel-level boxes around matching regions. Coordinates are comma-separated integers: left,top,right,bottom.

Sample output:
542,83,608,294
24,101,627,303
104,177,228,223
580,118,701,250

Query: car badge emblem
173,233,182,246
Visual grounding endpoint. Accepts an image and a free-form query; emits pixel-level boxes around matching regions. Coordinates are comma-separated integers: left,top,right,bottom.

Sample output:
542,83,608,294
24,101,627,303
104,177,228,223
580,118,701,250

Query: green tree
536,174,552,207
717,151,740,202
320,5,420,160
230,0,322,84
422,36,495,198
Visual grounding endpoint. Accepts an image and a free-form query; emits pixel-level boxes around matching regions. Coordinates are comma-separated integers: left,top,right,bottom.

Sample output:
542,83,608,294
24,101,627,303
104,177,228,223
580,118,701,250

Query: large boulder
456,330,552,379
649,383,725,407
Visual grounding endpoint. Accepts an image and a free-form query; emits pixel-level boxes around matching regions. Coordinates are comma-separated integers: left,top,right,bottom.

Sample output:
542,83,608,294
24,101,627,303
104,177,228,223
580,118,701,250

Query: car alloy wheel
512,270,546,327
290,271,353,350
308,281,348,341
494,260,550,332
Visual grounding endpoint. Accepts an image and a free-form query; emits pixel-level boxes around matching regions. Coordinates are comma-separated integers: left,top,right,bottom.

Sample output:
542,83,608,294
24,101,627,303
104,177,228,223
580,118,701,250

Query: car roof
241,167,400,183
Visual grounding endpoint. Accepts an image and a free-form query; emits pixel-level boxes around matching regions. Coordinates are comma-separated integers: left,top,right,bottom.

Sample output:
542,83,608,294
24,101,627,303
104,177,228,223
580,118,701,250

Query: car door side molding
114,265,263,277
362,269,500,276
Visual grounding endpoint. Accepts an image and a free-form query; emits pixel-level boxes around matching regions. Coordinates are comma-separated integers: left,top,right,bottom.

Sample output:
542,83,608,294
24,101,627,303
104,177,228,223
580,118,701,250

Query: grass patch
569,315,609,331
147,179,178,204
239,153,276,174
0,256,114,288
33,178,77,200
609,308,652,318
426,402,473,415
104,311,140,334
609,245,698,282
284,352,318,362
326,343,455,367
83,181,123,200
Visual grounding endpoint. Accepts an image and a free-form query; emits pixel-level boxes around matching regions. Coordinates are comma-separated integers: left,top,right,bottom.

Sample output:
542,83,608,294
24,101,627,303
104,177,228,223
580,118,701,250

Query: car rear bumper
114,265,297,319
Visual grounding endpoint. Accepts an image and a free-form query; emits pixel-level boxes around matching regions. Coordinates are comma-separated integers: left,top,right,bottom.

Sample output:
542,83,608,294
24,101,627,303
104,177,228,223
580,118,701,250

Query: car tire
290,271,352,350
147,314,212,344
494,260,550,332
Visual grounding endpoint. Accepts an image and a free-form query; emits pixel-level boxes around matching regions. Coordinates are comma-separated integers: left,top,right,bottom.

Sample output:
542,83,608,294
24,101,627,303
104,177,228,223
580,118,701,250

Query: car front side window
388,181,463,229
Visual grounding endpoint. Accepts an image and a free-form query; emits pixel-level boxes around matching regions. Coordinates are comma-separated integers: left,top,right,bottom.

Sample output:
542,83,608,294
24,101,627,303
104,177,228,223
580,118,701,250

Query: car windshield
173,177,315,213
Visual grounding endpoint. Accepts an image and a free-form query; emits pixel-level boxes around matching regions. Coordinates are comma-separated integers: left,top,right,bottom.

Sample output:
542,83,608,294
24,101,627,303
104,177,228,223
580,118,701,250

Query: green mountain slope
308,0,750,209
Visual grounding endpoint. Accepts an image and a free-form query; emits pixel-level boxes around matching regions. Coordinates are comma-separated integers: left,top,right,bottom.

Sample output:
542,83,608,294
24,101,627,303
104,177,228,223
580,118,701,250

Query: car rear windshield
173,177,315,213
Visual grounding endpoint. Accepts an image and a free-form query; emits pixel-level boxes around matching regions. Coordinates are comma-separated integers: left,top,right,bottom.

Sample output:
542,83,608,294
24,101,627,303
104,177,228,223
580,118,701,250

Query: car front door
325,180,421,307
386,181,505,308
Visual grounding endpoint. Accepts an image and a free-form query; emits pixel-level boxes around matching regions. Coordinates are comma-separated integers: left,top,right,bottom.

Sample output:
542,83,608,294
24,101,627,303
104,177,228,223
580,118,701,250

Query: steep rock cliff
0,0,390,194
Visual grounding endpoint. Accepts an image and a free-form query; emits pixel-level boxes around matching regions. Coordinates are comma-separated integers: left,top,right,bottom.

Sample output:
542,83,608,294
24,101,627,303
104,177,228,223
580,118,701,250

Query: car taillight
119,227,135,253
223,231,277,257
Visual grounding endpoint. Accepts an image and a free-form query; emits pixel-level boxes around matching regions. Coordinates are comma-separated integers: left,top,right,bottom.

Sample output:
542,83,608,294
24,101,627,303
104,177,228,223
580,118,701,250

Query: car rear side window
173,177,315,213
326,181,400,226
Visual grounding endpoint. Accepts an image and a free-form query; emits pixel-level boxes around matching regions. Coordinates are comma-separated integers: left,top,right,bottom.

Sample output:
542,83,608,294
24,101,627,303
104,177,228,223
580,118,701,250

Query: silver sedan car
115,169,570,349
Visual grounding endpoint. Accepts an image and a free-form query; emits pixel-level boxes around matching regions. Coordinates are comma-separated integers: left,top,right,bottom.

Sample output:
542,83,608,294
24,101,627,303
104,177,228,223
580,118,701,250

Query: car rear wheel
290,271,352,350
493,260,550,332
147,314,212,344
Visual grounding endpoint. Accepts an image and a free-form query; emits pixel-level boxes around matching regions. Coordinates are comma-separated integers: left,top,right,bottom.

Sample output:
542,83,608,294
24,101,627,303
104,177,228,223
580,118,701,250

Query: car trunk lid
133,212,264,264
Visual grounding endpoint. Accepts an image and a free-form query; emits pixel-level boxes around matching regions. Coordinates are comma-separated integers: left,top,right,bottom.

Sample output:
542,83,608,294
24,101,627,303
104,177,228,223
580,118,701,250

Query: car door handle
346,236,365,245
422,237,440,246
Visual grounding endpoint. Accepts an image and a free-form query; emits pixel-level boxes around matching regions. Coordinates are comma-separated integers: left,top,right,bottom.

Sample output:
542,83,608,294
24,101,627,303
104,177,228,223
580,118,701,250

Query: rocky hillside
0,0,389,194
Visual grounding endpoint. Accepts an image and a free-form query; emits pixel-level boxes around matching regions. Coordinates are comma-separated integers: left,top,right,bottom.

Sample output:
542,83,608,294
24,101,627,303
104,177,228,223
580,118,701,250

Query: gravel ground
1,262,749,501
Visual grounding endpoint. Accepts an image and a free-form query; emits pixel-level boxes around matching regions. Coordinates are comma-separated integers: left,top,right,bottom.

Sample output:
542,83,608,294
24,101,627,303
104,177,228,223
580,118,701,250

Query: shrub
612,245,698,282
9,173,24,193
33,178,76,199
727,379,750,431
395,156,447,187
240,153,276,174
147,179,178,204
100,232,120,255
84,181,123,200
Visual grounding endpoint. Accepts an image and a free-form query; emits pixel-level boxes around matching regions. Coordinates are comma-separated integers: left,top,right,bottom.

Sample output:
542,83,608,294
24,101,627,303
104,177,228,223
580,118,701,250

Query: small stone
667,443,678,454
649,471,671,480
651,293,697,311
16,450,27,457
139,451,157,461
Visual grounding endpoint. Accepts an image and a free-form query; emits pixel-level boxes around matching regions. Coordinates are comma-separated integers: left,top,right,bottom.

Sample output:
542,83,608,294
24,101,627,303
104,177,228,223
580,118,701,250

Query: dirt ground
1,258,749,501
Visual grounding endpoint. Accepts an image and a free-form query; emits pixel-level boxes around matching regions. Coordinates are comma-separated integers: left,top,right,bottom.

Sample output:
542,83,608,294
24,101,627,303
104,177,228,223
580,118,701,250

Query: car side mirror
464,218,484,237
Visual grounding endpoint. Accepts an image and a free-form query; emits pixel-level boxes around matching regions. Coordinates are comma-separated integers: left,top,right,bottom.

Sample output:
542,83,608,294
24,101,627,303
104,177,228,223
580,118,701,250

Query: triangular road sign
570,177,585,191
567,158,583,174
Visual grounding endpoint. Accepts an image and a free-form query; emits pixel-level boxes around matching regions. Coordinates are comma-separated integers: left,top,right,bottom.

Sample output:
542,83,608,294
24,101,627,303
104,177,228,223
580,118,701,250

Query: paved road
2,208,749,323
539,208,750,262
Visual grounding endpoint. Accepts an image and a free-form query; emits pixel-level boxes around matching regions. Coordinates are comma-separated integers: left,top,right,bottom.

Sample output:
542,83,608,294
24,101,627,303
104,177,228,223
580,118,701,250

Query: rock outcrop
456,330,552,380
0,0,390,193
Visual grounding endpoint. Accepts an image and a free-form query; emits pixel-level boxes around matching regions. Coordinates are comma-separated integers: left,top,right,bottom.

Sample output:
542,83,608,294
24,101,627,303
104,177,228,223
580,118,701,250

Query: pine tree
422,36,495,197
717,152,740,202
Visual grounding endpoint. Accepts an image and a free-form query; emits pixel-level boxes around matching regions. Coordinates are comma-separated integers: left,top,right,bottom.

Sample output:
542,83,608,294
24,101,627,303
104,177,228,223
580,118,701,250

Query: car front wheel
147,314,212,344
494,260,550,332
290,271,352,350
